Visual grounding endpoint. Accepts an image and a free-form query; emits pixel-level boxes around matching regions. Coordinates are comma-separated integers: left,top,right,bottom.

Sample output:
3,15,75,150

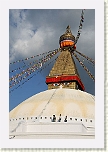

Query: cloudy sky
9,9,95,111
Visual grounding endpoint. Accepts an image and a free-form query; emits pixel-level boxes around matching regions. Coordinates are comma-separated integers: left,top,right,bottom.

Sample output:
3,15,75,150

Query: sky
9,9,95,111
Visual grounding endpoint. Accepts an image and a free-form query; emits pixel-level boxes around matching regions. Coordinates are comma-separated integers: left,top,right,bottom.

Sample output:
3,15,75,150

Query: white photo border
0,0,105,149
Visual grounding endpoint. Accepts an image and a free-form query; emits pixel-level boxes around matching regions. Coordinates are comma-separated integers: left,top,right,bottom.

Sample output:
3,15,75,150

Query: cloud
9,9,95,63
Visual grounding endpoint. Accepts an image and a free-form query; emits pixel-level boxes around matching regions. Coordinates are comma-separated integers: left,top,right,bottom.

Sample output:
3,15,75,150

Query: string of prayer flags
9,55,58,93
75,9,85,44
9,49,59,82
75,50,95,65
76,53,94,68
73,52,95,81
9,49,57,65
9,49,60,87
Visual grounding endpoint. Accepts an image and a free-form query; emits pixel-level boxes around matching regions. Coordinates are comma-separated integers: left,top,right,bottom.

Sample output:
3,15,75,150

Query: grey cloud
9,9,95,62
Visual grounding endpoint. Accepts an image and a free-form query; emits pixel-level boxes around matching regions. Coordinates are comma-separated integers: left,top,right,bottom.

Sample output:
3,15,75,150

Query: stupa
9,26,95,139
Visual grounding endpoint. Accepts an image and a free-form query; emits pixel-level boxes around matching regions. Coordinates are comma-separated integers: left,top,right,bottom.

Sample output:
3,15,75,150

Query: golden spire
46,26,84,91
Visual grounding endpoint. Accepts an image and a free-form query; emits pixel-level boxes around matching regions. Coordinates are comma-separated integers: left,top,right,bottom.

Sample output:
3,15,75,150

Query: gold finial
65,25,72,34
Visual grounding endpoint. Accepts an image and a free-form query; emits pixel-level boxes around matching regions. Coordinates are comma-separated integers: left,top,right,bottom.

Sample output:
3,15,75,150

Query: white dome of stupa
9,88,95,119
